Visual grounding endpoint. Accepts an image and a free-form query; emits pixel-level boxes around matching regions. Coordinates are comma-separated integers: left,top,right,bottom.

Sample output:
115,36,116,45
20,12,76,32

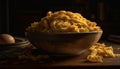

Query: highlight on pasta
26,10,101,32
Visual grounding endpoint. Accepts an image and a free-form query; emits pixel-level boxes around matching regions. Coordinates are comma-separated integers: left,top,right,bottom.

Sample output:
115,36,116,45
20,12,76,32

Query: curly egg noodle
87,43,120,63
26,10,101,32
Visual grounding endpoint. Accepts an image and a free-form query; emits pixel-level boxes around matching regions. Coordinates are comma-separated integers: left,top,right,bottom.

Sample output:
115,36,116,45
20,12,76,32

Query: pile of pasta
26,10,101,32
87,43,120,63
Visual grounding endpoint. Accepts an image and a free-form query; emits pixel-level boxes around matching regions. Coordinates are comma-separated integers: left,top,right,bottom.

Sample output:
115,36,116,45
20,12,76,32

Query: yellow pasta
26,10,101,33
87,43,118,63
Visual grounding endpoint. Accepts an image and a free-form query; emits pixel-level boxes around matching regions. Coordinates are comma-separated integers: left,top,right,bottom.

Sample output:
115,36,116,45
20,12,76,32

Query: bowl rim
0,37,30,47
26,29,103,35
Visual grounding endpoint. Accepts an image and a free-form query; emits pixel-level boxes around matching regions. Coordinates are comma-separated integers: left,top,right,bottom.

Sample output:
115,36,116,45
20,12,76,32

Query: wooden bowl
25,30,103,55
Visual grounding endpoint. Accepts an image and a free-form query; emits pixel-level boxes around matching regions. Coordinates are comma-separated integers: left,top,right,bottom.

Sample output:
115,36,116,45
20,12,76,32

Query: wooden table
0,40,120,69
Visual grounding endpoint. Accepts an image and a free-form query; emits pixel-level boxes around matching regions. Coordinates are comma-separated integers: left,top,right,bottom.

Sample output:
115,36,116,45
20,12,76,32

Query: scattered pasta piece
87,43,120,63
87,54,103,63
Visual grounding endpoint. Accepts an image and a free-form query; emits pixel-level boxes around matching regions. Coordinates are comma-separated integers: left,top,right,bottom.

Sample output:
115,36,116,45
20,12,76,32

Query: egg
0,34,15,44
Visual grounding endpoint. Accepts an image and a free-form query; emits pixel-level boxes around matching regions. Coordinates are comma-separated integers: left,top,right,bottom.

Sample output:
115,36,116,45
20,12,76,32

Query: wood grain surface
0,40,120,69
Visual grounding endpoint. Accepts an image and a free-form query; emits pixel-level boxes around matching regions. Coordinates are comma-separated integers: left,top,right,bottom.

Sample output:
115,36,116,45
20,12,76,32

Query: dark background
0,0,120,39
